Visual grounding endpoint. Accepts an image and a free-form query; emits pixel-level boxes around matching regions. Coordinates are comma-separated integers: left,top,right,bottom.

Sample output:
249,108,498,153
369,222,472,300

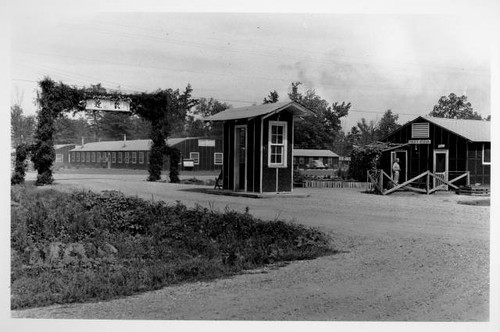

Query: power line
83,19,489,76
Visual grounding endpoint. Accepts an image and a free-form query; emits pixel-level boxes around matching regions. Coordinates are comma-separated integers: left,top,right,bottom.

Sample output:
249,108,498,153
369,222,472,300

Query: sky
5,1,497,132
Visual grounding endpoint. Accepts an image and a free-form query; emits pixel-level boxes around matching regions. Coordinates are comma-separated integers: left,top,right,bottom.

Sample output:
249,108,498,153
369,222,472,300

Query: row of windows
71,152,145,164
70,151,224,165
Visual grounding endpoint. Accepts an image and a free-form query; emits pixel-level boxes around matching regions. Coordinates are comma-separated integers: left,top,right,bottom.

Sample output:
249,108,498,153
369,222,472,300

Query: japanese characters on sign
85,99,131,112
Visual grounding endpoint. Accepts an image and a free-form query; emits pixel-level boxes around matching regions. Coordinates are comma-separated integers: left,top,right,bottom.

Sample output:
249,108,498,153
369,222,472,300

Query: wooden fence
367,169,470,195
302,180,373,190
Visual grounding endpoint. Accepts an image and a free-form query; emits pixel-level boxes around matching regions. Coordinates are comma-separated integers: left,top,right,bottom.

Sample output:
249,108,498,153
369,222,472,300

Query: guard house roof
205,101,313,121
294,149,339,158
71,138,188,152
423,116,490,142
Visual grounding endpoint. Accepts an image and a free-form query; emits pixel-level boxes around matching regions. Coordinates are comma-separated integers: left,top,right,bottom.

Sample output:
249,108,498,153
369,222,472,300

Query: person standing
392,158,401,185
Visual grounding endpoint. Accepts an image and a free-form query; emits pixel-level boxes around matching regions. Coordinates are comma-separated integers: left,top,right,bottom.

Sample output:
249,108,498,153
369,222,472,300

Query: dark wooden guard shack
206,101,312,193
379,116,491,188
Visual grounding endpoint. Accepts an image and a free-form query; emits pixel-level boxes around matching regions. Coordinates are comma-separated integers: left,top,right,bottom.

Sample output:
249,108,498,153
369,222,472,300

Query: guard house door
433,149,449,190
390,150,407,183
234,125,247,191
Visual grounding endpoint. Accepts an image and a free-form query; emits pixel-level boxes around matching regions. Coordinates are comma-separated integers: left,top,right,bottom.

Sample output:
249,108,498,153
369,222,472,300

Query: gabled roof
383,116,490,142
70,138,189,152
54,144,76,150
293,149,339,158
205,101,313,121
423,116,490,142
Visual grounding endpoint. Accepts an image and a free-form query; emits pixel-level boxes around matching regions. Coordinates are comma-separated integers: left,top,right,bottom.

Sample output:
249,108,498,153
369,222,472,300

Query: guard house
379,116,491,187
206,101,313,193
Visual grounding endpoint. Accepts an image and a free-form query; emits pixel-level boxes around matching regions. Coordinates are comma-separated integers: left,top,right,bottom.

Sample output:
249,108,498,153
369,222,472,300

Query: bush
11,186,336,309
348,145,383,181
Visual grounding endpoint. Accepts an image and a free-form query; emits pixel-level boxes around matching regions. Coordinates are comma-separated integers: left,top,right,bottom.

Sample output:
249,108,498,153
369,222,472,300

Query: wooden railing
367,170,470,195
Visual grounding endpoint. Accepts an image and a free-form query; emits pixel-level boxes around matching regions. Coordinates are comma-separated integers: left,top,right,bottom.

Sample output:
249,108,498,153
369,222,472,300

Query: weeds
11,184,335,309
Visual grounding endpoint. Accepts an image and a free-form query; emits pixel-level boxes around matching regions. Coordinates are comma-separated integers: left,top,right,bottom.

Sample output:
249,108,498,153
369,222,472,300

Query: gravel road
11,172,491,321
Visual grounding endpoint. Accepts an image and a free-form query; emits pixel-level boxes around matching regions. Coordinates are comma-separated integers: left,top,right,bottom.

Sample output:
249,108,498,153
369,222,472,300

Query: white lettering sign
198,139,216,147
86,99,131,112
408,139,431,144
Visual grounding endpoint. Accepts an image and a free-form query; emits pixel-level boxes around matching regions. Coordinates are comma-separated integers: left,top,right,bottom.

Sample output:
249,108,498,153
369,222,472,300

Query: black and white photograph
2,0,499,331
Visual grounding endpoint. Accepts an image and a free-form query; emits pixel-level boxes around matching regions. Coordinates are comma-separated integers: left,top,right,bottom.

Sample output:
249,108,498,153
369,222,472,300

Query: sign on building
408,139,431,144
85,98,131,112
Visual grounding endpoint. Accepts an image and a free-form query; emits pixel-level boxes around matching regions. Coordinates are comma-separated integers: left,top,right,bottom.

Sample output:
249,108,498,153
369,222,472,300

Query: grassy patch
11,185,336,309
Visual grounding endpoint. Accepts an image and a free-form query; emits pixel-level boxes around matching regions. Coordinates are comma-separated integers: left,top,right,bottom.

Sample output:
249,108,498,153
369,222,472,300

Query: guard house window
483,143,491,165
118,152,123,163
412,123,429,138
112,152,116,163
91,152,96,162
70,152,75,163
86,152,91,162
75,152,79,162
190,152,200,165
214,152,223,165
55,154,63,163
268,121,287,167
139,152,144,164
131,152,137,164
97,152,101,163
125,152,130,164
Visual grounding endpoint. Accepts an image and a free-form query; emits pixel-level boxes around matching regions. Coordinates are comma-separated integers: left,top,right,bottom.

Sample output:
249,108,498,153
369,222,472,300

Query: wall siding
382,118,490,185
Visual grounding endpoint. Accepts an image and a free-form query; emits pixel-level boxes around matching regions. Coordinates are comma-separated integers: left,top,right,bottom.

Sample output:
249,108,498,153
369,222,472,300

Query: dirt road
12,172,490,321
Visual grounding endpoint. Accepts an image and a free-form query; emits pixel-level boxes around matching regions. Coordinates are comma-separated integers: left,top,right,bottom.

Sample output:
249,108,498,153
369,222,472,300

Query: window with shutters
412,123,429,138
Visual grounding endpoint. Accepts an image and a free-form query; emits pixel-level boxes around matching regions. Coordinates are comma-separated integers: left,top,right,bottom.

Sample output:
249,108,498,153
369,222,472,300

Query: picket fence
302,180,373,190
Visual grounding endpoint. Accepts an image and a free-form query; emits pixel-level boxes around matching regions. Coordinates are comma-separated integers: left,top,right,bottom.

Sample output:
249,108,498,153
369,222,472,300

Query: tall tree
376,109,401,139
263,90,279,104
11,104,36,147
356,118,377,146
430,93,482,119
185,97,229,137
98,112,134,140
287,82,350,149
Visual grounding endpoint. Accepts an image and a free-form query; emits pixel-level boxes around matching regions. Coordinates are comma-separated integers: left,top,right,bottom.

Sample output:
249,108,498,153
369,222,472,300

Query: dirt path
12,173,490,321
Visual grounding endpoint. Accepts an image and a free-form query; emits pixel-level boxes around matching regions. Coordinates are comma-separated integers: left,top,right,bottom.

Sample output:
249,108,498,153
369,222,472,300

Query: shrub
348,145,383,181
11,186,336,309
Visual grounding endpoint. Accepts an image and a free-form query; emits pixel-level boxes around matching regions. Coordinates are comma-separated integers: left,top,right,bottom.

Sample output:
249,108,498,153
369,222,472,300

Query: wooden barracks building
379,116,491,186
66,137,223,171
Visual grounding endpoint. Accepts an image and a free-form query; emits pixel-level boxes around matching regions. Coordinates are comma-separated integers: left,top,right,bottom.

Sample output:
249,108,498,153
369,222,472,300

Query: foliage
29,77,195,184
263,90,279,104
11,144,32,185
133,86,198,181
32,78,85,185
11,186,335,309
11,105,36,146
346,111,401,147
376,109,401,139
348,145,383,181
288,82,350,149
429,93,482,119
184,97,229,137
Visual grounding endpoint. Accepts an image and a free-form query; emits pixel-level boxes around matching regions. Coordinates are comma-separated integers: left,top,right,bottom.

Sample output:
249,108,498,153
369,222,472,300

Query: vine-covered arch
11,77,197,185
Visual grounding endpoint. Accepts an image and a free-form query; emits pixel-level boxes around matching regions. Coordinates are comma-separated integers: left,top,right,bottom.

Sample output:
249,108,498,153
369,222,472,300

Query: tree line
11,82,489,155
